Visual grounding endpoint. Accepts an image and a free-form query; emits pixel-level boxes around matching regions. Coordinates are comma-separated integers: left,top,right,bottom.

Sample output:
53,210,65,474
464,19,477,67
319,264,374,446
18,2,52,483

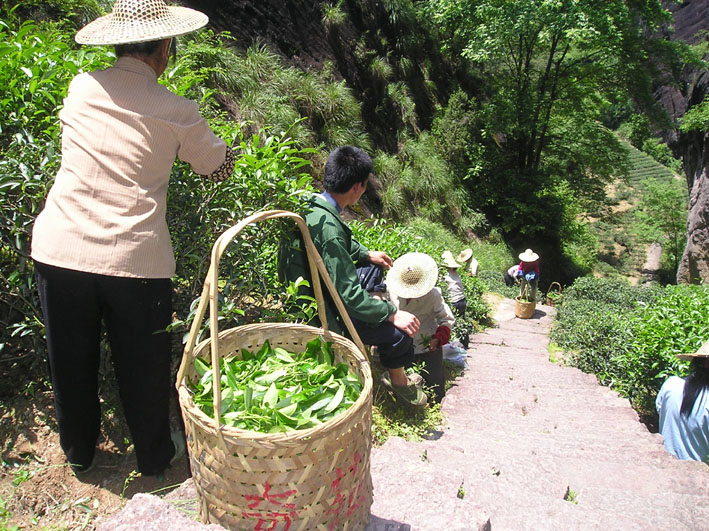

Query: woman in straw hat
386,253,455,401
457,247,478,277
655,340,709,462
31,0,234,476
442,250,469,349
516,248,540,301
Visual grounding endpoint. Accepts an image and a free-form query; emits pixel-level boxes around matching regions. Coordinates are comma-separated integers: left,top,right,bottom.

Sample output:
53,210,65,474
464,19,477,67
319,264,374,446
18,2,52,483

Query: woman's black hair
680,359,709,417
114,39,163,57
115,38,176,64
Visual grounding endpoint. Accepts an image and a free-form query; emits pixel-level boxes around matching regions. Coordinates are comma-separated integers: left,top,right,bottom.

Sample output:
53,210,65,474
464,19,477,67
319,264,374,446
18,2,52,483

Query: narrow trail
367,299,709,530
99,299,709,530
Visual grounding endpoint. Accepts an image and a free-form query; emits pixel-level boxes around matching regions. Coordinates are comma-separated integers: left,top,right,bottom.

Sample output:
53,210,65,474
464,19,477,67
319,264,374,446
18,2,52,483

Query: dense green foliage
0,16,113,360
550,277,709,417
420,0,694,284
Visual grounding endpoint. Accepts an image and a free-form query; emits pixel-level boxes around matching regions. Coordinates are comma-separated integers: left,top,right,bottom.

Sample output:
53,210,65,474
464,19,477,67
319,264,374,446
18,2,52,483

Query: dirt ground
0,361,193,530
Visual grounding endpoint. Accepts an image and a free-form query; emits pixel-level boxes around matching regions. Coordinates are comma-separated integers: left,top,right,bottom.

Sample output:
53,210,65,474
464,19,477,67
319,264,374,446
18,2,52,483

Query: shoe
408,372,424,387
71,459,96,476
170,430,186,466
380,371,428,407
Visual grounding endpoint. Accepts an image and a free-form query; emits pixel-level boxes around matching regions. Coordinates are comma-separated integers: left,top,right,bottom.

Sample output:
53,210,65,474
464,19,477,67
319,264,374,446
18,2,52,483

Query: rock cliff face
657,0,709,283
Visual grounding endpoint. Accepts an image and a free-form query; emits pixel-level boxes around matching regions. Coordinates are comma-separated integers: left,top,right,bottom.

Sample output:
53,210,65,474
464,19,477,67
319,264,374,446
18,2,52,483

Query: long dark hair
680,359,709,417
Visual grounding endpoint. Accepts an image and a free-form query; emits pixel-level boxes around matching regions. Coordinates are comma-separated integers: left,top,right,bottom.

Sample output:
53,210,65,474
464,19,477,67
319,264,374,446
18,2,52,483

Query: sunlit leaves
191,337,362,432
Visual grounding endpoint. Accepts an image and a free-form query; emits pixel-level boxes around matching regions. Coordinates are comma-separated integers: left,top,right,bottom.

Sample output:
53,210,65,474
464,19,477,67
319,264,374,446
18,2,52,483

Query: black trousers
35,262,174,475
351,317,414,369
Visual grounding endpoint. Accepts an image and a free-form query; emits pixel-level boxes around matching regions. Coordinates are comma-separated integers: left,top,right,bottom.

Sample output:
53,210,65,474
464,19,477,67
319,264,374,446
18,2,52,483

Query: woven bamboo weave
176,211,373,530
514,284,536,319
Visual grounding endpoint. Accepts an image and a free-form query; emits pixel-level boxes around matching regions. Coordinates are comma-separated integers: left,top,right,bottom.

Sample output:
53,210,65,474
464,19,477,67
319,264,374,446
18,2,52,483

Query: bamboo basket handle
519,282,529,301
548,281,562,294
176,210,367,432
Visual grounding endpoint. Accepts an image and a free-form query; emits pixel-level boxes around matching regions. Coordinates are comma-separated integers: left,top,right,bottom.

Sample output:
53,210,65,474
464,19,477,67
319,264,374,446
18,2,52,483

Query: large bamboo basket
176,210,373,530
514,284,536,319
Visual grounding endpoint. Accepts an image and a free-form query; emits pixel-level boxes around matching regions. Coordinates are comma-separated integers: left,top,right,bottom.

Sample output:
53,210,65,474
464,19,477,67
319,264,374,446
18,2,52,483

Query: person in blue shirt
656,340,709,462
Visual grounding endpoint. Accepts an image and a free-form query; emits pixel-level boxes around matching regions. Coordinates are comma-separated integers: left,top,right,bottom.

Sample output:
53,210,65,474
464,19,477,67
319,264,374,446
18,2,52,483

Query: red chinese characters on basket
326,451,366,530
243,482,299,531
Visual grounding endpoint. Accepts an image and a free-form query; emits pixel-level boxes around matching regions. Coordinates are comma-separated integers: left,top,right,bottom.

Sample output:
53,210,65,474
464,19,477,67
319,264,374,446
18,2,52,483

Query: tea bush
0,16,113,360
617,285,709,411
552,277,709,417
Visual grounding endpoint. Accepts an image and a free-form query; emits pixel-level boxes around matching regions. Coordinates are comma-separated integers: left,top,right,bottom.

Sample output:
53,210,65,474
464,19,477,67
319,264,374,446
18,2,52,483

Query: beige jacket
389,287,455,353
31,57,227,278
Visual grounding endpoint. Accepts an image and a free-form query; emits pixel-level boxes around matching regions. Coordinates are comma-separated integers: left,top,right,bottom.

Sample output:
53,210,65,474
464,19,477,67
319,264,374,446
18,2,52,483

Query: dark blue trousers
35,262,174,475
351,317,414,370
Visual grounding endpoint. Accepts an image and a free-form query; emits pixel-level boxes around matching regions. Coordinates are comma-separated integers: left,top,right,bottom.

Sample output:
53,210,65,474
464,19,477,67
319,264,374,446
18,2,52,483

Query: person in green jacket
279,146,426,406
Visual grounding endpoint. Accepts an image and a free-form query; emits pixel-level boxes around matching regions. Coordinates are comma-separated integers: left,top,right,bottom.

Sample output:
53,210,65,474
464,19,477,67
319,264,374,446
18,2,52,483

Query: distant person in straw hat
516,249,540,301
387,253,455,355
457,248,478,277
442,250,468,349
655,340,709,462
31,0,234,477
279,146,426,407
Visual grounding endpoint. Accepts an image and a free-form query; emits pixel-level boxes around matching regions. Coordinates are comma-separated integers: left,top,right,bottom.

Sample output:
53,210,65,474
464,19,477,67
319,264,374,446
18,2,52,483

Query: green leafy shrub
562,277,660,308
552,277,709,420
0,15,112,359
551,298,634,387
617,285,709,410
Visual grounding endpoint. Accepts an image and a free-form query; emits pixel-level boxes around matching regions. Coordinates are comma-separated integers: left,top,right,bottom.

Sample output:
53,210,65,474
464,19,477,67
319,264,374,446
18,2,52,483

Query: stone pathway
99,299,709,530
366,299,709,530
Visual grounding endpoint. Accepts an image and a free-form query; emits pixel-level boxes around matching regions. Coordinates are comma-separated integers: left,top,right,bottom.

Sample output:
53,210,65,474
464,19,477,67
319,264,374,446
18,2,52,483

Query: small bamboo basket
514,284,536,319
176,210,373,530
545,281,563,307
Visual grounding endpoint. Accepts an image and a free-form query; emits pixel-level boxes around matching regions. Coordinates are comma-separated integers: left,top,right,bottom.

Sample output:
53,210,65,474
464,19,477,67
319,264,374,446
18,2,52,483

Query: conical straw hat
457,248,473,263
518,248,539,262
387,253,438,299
441,251,461,269
676,339,709,361
75,0,208,45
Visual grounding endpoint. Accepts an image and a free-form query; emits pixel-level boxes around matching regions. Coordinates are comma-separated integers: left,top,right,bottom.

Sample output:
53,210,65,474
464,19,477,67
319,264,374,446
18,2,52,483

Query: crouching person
387,253,455,402
278,145,427,407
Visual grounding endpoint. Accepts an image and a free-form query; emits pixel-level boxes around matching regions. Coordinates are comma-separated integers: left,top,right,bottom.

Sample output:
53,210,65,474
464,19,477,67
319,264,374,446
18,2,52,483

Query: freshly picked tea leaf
191,336,362,432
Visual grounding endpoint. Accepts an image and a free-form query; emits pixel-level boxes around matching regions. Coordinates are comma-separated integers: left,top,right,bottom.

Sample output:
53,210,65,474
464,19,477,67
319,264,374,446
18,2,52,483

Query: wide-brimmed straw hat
457,248,473,263
387,253,438,299
519,248,539,262
75,0,208,45
676,340,709,361
441,251,461,269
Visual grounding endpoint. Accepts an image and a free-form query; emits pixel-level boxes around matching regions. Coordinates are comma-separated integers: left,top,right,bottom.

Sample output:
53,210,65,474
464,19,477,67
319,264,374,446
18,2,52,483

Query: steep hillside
184,0,476,153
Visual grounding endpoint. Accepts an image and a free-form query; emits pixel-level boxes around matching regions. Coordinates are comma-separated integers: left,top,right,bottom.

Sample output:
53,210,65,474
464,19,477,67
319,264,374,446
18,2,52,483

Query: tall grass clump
173,32,371,152
373,133,487,237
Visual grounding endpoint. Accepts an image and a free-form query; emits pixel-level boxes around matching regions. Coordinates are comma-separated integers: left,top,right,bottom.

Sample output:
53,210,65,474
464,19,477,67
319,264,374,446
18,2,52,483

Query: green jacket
279,194,396,335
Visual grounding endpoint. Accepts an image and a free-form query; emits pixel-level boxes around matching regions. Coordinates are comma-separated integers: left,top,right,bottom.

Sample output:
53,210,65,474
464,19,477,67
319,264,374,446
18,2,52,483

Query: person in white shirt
656,340,709,462
442,250,468,349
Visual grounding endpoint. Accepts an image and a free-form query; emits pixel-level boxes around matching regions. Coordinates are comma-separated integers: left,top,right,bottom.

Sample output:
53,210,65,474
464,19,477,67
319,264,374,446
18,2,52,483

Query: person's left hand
368,250,393,269
430,338,440,350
